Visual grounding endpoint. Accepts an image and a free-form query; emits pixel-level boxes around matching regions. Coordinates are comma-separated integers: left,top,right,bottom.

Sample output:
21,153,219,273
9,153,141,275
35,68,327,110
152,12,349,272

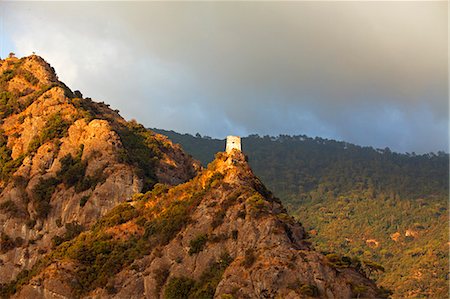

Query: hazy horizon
0,1,448,153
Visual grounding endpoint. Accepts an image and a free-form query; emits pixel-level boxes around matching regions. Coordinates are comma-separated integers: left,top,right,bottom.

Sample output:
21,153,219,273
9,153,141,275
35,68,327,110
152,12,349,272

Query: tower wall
226,136,241,153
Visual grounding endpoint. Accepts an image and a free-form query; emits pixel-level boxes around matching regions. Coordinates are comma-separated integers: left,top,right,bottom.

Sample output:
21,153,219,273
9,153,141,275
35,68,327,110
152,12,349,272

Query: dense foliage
116,120,162,192
152,129,449,298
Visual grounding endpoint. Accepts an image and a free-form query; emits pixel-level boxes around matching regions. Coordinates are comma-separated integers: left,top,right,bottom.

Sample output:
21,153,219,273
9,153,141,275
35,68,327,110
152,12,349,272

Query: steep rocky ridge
6,150,384,298
0,55,199,284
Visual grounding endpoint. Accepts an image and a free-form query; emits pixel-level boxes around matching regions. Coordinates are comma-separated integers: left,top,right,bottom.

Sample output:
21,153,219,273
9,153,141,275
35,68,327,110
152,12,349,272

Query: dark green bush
20,70,39,85
0,233,17,253
79,195,89,207
211,210,226,228
153,266,170,296
94,203,139,230
188,234,208,256
242,248,256,268
32,177,60,219
1,69,14,82
0,91,19,118
0,200,25,218
58,152,86,188
115,121,161,192
164,277,195,299
51,222,84,248
27,113,72,154
165,252,233,299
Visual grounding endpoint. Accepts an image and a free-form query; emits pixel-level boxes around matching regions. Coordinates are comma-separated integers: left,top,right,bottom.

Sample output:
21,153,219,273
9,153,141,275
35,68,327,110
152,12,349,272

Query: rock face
1,55,382,299
9,150,382,299
0,55,199,284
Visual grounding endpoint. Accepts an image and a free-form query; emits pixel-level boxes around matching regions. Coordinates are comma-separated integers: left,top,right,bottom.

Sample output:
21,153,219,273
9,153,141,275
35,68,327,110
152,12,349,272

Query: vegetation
165,252,233,299
58,150,86,188
2,172,210,297
164,277,195,299
242,248,256,268
152,130,449,298
0,129,25,184
32,177,60,219
298,284,319,297
0,233,22,253
188,234,208,255
28,112,71,153
51,222,85,248
116,120,162,192
0,200,25,218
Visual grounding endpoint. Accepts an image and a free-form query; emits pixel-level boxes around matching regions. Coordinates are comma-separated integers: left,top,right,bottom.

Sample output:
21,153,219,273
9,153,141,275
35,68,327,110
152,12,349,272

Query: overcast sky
0,1,448,153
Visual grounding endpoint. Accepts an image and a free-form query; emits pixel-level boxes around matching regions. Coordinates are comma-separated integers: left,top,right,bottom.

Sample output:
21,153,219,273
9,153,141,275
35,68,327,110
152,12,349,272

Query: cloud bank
1,1,448,153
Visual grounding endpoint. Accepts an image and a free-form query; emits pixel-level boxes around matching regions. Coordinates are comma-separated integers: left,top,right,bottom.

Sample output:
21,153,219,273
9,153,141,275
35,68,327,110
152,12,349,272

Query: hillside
153,129,449,298
4,150,385,298
0,55,385,298
0,55,199,285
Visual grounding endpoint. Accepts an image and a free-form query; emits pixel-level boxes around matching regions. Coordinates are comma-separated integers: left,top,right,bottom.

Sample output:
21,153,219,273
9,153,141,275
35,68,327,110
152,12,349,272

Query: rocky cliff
0,55,199,284
5,150,383,298
0,55,384,299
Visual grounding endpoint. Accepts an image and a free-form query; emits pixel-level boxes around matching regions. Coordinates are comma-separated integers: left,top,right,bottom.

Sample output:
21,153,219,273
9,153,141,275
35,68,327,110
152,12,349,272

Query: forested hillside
153,129,449,298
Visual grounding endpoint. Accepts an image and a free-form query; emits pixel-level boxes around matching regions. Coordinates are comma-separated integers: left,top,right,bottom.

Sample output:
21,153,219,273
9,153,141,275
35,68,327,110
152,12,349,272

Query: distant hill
153,128,449,298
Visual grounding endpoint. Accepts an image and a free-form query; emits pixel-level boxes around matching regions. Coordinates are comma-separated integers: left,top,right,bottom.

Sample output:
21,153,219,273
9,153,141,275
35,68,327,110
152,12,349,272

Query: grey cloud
2,1,447,153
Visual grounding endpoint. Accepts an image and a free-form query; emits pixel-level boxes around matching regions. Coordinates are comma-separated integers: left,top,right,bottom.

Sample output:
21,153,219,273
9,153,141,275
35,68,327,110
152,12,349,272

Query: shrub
115,121,161,192
188,234,208,256
351,284,367,297
0,91,19,118
164,277,195,299
94,203,139,230
1,69,14,82
298,284,319,297
32,176,60,219
143,199,192,244
0,200,24,218
1,155,25,183
79,195,89,207
237,210,246,219
57,151,86,188
242,248,256,268
211,210,226,228
51,222,84,248
246,193,268,218
21,70,39,85
167,252,233,299
153,266,170,296
27,113,72,154
40,113,71,142
0,233,17,253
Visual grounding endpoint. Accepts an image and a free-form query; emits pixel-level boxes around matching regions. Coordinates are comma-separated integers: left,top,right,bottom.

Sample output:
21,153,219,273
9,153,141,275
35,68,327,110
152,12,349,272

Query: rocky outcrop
11,151,382,299
0,55,199,284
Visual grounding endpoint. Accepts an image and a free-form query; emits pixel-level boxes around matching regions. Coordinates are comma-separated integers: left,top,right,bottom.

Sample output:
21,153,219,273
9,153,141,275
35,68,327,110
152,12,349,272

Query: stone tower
226,136,241,153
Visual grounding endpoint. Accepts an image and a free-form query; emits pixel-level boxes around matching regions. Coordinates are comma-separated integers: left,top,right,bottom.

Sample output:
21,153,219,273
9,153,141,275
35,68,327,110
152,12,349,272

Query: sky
0,1,448,153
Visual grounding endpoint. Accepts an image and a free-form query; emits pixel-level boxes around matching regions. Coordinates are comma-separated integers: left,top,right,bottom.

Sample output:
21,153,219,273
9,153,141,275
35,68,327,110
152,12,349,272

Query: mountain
153,130,449,298
0,55,384,298
0,55,199,285
5,150,384,298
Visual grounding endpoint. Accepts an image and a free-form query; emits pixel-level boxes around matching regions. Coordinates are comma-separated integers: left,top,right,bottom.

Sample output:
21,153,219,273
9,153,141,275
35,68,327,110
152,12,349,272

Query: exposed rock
11,151,381,299
0,56,199,284
390,232,401,242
